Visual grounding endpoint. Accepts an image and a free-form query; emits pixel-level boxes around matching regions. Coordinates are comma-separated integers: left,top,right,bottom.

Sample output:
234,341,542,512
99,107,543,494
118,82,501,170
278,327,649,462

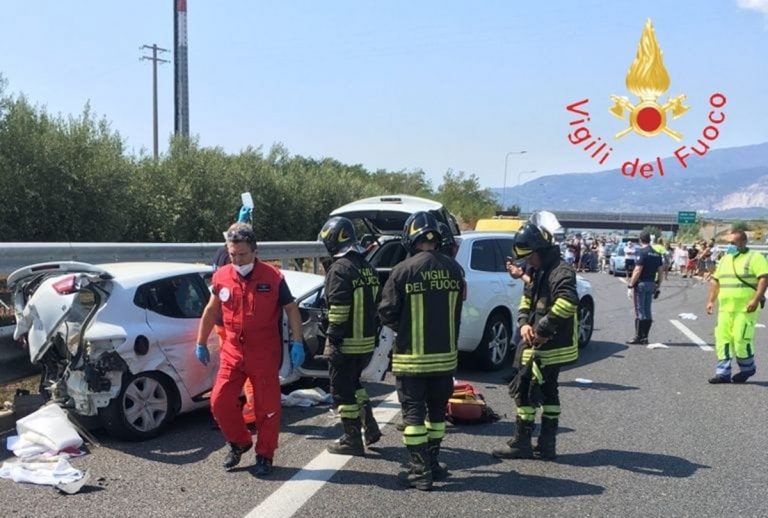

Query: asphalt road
2,272,767,518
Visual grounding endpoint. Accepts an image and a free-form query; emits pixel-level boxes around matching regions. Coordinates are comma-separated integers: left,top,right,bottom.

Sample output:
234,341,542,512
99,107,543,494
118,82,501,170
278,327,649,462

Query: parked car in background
8,261,391,440
331,196,596,370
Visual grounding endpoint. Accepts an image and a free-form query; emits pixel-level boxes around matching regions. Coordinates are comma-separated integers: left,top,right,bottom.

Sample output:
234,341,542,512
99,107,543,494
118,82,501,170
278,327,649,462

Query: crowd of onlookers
560,233,723,279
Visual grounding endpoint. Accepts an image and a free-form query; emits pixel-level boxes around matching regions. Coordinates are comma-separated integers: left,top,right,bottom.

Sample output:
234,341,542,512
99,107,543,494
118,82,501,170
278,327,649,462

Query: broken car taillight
52,274,90,295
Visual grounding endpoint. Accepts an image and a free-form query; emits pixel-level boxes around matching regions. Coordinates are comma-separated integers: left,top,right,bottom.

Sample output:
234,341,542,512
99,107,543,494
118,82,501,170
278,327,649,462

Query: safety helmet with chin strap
513,211,559,258
402,211,442,252
318,216,363,257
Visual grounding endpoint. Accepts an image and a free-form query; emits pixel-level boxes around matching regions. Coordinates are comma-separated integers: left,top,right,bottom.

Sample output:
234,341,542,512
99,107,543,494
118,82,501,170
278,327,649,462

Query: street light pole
502,150,527,210
516,170,537,213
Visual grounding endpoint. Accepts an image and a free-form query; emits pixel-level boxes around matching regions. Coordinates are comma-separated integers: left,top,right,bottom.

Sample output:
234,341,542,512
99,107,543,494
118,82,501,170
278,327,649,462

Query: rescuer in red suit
196,223,305,476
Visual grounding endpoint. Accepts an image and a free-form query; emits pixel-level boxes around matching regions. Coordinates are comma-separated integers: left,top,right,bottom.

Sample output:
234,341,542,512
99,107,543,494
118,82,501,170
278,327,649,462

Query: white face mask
234,263,254,276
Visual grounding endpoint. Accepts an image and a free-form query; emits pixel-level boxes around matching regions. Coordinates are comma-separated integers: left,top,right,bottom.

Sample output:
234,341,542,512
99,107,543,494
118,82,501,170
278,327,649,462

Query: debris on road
281,387,332,407
647,343,670,349
756,323,766,329
678,313,698,320
574,378,593,384
0,404,90,494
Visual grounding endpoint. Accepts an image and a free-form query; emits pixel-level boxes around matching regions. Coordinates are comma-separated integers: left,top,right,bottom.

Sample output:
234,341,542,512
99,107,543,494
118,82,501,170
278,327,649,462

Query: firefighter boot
397,445,433,491
492,418,534,459
327,418,365,456
361,402,382,446
534,418,558,461
427,439,449,481
626,319,645,344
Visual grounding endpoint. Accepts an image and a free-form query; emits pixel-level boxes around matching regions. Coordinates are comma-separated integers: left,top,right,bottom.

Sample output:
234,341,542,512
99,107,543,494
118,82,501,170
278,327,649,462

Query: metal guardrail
0,241,328,276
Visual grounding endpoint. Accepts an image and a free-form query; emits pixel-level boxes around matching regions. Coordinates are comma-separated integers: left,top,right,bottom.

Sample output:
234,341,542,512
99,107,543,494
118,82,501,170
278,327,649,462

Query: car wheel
475,312,511,371
100,372,178,441
577,299,594,349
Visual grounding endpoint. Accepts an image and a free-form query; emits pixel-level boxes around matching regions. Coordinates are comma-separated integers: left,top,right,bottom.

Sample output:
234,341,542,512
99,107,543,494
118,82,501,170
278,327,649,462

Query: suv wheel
100,372,178,441
475,312,511,371
577,299,594,349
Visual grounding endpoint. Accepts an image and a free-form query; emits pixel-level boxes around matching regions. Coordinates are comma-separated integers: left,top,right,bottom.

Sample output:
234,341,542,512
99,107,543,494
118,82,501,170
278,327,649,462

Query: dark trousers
396,375,454,445
329,353,371,420
510,363,561,422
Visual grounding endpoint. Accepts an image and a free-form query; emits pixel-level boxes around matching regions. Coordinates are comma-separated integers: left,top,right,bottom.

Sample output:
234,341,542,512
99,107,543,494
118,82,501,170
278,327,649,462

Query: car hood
330,195,456,235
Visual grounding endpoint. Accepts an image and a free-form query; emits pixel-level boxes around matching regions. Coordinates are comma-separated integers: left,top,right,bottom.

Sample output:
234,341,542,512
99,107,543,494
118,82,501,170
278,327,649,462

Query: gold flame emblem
609,19,688,141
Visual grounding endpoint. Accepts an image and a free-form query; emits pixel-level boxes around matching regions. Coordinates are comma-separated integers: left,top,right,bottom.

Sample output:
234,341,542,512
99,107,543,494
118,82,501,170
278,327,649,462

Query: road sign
677,211,697,224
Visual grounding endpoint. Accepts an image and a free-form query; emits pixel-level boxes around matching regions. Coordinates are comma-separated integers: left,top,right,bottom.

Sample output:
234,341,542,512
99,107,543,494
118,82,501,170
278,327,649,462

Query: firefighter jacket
517,248,579,367
379,249,465,376
325,253,381,355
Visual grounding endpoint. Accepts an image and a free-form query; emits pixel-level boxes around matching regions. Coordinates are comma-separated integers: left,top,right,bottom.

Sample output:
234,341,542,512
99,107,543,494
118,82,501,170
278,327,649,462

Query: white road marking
618,277,627,284
245,390,401,518
669,319,714,352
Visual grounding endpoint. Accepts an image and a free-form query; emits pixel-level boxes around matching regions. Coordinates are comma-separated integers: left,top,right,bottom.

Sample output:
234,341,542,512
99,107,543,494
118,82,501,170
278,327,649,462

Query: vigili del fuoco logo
566,19,726,179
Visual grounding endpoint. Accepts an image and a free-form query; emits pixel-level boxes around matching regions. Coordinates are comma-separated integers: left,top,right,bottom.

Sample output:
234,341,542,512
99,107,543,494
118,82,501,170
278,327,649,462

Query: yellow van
474,217,524,232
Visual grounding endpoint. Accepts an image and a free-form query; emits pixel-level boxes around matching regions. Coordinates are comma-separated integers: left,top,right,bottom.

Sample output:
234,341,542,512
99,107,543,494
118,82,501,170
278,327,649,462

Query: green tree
642,225,662,240
731,220,750,232
435,170,499,228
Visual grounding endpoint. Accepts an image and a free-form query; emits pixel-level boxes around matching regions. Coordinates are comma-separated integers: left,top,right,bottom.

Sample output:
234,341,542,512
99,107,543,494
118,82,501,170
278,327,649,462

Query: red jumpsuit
210,261,286,459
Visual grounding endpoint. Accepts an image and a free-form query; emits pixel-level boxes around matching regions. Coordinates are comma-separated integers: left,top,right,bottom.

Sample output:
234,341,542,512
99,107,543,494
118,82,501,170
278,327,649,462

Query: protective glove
195,343,210,366
626,287,632,299
290,340,305,368
237,205,252,223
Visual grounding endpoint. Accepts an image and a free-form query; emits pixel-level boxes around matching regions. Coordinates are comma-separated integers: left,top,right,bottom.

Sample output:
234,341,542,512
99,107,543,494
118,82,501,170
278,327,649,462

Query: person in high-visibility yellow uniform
706,229,768,384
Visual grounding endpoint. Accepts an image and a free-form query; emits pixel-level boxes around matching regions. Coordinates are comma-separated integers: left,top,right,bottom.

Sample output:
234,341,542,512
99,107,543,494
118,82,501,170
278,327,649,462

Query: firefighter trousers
510,364,561,423
329,352,373,420
396,375,454,446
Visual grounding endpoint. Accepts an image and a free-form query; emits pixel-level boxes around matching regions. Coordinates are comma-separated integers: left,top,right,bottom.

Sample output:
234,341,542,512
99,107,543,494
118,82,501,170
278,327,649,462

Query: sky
1,0,767,189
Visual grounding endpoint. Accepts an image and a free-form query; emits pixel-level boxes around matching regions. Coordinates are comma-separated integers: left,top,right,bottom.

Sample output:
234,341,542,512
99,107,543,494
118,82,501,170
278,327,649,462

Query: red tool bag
446,381,500,424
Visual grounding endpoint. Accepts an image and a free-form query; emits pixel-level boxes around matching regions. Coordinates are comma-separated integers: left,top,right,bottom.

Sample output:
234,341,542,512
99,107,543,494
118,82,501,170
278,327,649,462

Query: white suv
329,196,595,370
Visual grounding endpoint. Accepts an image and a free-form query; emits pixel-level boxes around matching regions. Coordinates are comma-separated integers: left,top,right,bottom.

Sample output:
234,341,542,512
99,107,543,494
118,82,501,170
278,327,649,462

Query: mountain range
496,142,768,219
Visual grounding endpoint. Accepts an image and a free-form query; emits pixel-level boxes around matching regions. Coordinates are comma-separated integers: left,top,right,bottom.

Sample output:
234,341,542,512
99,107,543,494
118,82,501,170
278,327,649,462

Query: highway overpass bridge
525,211,683,232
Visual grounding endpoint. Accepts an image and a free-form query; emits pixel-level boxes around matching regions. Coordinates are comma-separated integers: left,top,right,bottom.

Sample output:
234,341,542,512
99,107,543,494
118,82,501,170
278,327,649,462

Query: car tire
577,298,594,349
100,371,178,441
475,312,512,371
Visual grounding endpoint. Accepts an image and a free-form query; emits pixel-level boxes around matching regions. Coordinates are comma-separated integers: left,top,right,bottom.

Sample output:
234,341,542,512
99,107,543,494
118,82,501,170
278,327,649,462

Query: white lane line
669,319,714,351
618,277,627,284
245,390,401,518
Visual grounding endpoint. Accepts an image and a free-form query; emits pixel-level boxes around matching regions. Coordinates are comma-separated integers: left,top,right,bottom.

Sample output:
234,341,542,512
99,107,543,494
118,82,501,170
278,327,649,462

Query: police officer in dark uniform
319,216,383,456
626,231,664,345
379,212,465,491
493,213,578,461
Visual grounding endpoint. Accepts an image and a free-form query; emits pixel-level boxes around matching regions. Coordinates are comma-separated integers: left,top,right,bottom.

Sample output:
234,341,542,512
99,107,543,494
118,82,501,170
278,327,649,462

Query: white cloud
737,0,768,14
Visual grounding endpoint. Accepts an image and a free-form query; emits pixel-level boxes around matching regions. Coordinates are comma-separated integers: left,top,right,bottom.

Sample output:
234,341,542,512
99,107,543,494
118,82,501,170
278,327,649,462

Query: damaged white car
8,261,394,441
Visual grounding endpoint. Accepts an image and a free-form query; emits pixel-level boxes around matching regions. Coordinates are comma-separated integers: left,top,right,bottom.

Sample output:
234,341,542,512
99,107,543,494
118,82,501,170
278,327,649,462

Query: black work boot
253,454,273,477
398,445,433,491
492,418,534,459
327,418,365,456
626,319,646,344
640,320,652,343
732,371,755,383
361,402,382,446
534,418,558,461
427,439,449,481
708,375,731,384
223,441,253,470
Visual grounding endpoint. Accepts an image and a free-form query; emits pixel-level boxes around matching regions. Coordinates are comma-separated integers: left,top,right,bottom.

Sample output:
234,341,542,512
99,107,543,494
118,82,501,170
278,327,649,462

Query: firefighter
379,212,465,491
492,213,578,461
318,216,383,455
196,223,306,475
706,228,768,383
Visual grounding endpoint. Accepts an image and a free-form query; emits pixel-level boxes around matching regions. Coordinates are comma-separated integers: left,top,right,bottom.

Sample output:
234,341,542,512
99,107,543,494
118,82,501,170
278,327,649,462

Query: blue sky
2,0,767,188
